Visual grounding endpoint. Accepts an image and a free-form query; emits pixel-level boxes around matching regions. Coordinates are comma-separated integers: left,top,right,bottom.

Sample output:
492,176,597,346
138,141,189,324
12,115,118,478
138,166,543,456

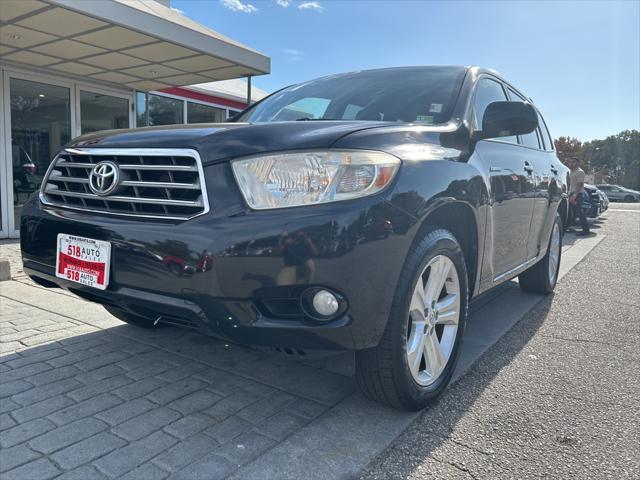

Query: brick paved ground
0,274,354,479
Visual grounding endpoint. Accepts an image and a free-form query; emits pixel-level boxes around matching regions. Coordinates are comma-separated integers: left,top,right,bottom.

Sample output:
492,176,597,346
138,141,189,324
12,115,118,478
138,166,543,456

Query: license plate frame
56,234,111,290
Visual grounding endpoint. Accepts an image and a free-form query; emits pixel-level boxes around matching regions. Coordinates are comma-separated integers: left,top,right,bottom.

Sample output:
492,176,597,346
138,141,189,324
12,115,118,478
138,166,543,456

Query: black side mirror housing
476,101,538,140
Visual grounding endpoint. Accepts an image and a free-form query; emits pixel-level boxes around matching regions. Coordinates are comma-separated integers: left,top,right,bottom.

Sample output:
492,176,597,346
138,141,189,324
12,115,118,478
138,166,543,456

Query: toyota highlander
20,66,568,410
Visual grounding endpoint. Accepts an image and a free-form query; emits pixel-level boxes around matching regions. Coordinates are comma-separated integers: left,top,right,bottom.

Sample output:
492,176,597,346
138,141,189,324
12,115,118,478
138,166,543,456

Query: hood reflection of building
277,230,319,285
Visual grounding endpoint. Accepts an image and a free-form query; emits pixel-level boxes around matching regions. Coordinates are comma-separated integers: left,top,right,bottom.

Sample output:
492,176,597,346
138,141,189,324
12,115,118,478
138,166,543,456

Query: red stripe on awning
159,87,248,110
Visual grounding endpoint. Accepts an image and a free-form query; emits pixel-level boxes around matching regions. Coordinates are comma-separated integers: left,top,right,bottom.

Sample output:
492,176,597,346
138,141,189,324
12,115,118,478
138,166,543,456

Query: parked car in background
20,66,569,411
599,188,610,211
596,184,640,202
584,184,608,217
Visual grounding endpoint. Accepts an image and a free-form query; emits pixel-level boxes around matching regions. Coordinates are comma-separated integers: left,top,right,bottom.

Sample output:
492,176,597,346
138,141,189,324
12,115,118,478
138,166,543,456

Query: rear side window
537,111,554,150
473,78,517,144
507,88,540,149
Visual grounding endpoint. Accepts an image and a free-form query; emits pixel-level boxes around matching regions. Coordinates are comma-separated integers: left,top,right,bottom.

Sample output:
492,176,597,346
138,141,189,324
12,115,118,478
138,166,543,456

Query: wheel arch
558,197,569,228
415,201,480,296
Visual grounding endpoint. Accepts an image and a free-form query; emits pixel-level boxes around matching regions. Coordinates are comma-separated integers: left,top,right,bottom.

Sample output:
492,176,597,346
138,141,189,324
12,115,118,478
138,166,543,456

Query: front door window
10,78,71,229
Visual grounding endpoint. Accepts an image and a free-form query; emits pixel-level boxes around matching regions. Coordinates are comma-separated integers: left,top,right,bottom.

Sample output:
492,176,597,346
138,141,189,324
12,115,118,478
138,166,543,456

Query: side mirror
477,101,538,140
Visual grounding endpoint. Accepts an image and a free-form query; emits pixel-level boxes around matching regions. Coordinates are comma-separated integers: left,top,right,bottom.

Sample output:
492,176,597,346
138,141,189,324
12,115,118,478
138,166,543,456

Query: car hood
67,121,397,165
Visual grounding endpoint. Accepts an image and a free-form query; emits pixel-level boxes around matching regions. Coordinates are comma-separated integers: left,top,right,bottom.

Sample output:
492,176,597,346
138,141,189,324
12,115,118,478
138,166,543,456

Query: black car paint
21,67,568,351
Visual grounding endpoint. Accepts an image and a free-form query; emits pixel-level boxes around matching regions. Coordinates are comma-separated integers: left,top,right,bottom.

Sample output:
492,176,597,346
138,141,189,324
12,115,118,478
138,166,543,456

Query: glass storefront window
187,102,226,123
147,93,183,125
80,91,129,134
10,78,71,225
136,91,148,127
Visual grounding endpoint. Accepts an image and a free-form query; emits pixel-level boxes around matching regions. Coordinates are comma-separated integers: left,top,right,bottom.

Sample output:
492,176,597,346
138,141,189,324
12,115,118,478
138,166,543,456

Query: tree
586,130,640,188
554,137,584,169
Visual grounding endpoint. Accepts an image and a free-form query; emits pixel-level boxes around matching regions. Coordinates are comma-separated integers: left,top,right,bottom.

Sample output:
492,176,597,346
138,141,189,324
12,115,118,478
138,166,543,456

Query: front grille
41,148,209,220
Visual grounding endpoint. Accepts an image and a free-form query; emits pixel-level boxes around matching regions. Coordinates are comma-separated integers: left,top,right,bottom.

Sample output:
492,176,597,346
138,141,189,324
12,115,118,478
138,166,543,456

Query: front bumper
20,190,414,351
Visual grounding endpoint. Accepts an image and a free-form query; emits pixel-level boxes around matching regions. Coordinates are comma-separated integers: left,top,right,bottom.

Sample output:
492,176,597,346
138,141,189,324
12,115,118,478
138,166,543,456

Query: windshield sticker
429,103,443,113
416,115,434,123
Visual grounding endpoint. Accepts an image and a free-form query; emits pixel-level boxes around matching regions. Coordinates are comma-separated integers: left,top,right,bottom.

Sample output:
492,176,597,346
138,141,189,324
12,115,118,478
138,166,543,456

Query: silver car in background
596,184,640,202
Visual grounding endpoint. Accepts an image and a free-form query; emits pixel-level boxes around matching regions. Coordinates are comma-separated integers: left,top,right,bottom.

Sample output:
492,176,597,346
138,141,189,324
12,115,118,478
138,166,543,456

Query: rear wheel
519,213,562,294
104,306,160,329
624,195,635,202
355,228,468,411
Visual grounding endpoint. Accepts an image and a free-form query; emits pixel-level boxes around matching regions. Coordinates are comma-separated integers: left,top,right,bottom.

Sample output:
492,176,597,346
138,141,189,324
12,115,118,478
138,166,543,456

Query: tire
355,228,468,411
519,213,562,294
104,306,160,329
624,195,635,202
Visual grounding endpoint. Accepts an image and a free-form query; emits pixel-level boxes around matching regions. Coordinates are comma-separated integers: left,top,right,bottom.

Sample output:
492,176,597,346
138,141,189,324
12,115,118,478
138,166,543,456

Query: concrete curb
0,258,10,281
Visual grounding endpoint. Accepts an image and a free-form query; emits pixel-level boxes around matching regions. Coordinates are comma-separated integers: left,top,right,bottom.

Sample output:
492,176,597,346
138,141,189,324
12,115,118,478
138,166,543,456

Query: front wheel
519,213,562,294
624,195,636,203
355,228,468,411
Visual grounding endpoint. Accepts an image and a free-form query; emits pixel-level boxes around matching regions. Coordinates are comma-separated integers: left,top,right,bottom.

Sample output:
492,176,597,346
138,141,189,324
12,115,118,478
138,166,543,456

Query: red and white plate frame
55,234,111,290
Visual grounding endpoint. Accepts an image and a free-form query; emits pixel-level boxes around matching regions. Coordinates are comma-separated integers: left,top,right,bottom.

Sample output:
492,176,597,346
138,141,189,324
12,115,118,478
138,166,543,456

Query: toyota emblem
89,161,120,196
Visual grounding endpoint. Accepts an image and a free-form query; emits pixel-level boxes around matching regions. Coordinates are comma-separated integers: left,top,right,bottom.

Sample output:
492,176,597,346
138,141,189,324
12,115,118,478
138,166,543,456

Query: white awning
186,78,269,104
0,0,270,91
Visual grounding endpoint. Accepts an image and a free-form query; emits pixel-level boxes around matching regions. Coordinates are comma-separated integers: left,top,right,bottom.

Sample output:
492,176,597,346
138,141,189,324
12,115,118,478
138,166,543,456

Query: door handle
523,162,534,174
489,166,501,172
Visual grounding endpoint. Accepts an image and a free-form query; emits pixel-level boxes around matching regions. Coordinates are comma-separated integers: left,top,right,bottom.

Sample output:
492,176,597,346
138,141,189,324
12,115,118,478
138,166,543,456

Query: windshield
237,67,467,125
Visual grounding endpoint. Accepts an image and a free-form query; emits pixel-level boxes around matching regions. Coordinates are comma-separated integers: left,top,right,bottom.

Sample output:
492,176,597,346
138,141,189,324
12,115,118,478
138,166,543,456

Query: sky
171,0,640,141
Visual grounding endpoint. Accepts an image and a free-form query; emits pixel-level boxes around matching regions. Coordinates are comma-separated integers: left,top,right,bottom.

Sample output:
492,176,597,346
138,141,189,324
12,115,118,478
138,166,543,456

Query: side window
473,78,518,144
507,88,540,149
537,111,554,151
473,79,507,128
535,129,544,150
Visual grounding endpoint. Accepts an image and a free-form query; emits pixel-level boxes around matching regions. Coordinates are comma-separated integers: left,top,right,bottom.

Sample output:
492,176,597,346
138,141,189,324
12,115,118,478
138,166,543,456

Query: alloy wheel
548,222,561,286
406,255,460,386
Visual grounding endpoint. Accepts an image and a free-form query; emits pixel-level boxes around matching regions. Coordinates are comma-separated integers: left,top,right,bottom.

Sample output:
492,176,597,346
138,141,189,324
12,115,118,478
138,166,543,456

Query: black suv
21,67,568,410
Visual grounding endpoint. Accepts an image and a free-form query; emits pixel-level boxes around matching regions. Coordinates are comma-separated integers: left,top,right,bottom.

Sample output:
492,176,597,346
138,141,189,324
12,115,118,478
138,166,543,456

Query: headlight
231,150,400,209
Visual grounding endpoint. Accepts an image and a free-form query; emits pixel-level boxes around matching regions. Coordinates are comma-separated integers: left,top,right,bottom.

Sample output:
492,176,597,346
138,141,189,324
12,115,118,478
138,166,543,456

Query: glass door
1,70,134,237
5,74,72,237
77,87,132,136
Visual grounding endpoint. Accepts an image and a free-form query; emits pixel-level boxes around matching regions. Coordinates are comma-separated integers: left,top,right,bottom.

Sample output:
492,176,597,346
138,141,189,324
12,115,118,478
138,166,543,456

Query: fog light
312,290,339,317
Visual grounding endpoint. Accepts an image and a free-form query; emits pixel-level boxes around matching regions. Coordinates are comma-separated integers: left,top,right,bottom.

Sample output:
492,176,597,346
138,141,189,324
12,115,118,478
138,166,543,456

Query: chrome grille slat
40,148,210,220
118,164,198,171
44,187,203,207
49,172,88,184
56,161,95,168
120,180,200,189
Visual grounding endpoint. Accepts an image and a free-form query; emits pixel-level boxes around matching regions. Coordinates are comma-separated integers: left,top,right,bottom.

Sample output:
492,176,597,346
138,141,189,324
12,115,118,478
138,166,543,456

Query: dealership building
0,0,270,238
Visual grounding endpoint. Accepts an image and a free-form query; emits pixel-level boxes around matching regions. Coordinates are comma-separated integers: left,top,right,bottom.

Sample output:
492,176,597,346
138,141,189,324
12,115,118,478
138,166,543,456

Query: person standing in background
567,157,591,236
